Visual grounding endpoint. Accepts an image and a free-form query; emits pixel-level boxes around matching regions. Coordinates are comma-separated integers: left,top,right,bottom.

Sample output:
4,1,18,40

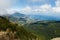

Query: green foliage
0,16,10,30
24,21,60,40
0,16,37,40
1,16,60,40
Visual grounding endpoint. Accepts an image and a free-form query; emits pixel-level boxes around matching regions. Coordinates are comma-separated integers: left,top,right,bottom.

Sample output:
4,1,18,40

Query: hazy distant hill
3,12,60,25
10,12,25,18
8,12,36,24
28,14,60,21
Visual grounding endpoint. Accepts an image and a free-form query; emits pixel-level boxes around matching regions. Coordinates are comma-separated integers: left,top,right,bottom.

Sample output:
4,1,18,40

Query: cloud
7,6,32,14
53,7,60,13
0,0,11,15
36,4,52,13
55,0,60,7
6,0,60,17
7,4,59,15
19,4,52,13
0,0,17,15
20,6,32,13
53,0,60,13
0,0,10,8
0,9,7,15
6,8,17,14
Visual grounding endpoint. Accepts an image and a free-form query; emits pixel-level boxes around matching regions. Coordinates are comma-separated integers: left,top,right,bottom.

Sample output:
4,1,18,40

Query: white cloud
0,0,10,15
0,0,17,15
6,0,60,17
7,4,59,15
6,6,32,14
52,0,60,13
55,0,60,7
38,4,52,13
6,9,17,14
0,0,17,8
53,7,60,13
0,9,7,15
0,0,10,8
20,6,32,13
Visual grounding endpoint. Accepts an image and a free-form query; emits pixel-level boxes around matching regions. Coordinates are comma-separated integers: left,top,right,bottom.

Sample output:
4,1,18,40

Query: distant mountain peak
13,12,24,15
10,12,25,18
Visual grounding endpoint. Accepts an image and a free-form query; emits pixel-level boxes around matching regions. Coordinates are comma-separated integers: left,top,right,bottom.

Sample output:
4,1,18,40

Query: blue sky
0,0,60,17
12,0,56,8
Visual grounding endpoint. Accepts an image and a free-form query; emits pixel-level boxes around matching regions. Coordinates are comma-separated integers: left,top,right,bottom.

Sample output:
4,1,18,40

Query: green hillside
24,21,60,40
0,16,60,40
0,16,39,40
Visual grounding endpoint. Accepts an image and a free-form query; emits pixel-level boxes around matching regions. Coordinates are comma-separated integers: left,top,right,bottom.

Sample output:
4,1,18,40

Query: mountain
10,12,25,18
28,14,60,21
0,16,38,40
4,12,60,25
1,13,60,40
3,12,60,24
8,12,34,24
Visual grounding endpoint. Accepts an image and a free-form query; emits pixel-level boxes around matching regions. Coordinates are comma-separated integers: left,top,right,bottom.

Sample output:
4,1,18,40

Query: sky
0,0,60,17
